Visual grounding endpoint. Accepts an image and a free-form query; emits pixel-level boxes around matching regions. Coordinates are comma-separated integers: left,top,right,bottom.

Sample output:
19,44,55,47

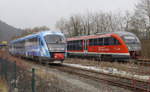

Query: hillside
0,20,22,41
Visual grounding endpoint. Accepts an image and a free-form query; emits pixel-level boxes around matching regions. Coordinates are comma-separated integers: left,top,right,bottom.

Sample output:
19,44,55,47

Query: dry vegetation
0,79,8,92
64,58,150,76
141,40,150,58
0,50,90,92
0,50,66,92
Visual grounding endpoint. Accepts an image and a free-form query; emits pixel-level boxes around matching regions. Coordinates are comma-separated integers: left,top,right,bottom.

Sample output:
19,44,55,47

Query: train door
84,40,88,53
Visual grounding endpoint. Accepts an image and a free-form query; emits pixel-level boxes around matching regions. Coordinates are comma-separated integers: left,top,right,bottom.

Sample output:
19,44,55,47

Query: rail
48,64,150,92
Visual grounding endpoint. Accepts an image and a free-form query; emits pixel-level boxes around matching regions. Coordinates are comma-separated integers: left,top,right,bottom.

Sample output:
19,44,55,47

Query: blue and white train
9,31,67,63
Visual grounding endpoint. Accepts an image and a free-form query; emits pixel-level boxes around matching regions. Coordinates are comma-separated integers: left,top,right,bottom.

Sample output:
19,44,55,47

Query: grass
0,79,8,92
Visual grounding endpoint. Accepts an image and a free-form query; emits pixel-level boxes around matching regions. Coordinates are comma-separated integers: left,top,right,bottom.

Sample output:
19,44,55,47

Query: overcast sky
0,0,138,29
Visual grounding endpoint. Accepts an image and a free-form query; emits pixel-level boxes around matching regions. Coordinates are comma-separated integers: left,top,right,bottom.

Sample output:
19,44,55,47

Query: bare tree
136,0,150,25
124,0,150,39
55,18,67,34
56,11,134,37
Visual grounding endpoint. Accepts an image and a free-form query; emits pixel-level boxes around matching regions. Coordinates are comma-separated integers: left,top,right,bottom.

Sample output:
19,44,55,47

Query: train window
104,37,110,45
89,39,93,46
45,35,65,44
19,40,25,49
89,37,120,46
114,38,120,45
122,35,139,44
78,40,83,50
67,40,83,50
89,39,98,46
27,37,39,46
70,41,73,50
70,41,74,50
71,41,74,50
74,41,77,50
97,38,103,45
33,37,38,46
67,41,73,50
94,39,98,45
104,37,120,45
109,37,120,45
67,43,69,50
14,41,21,49
75,40,83,50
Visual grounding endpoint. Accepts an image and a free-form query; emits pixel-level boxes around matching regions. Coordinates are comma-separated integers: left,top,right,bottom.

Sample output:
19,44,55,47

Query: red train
67,32,141,61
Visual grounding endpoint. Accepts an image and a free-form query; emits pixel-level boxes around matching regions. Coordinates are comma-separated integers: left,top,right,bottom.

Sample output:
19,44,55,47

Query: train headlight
49,48,56,51
49,48,53,50
55,48,65,50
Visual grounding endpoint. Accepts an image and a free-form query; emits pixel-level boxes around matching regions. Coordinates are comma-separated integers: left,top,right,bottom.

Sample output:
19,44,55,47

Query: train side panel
67,32,141,61
9,31,66,63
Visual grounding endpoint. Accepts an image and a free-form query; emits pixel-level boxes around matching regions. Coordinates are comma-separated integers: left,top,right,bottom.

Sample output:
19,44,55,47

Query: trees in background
56,0,150,40
12,26,50,39
56,12,128,37
132,0,150,39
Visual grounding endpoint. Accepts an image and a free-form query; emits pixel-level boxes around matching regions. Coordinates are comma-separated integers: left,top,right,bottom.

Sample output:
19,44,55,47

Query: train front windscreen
122,35,141,51
44,35,66,52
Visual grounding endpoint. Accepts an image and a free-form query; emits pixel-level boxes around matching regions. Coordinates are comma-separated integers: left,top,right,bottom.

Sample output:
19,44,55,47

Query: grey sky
0,0,138,29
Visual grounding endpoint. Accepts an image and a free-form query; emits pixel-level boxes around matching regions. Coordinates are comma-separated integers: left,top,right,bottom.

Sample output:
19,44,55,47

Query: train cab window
113,38,120,45
110,37,120,45
45,35,65,44
104,37,120,45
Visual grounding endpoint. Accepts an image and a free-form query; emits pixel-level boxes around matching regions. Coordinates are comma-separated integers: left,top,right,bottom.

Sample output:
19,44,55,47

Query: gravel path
34,63,132,92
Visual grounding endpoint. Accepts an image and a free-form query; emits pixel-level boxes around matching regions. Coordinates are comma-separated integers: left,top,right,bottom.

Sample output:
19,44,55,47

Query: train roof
67,31,137,41
112,31,136,36
10,30,64,43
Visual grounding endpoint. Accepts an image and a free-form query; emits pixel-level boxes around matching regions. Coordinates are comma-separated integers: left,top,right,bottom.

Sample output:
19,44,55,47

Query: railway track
1,50,150,92
134,59,150,66
48,64,150,92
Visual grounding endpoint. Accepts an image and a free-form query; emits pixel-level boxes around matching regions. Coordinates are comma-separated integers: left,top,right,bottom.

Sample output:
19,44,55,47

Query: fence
0,58,35,92
0,58,67,92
